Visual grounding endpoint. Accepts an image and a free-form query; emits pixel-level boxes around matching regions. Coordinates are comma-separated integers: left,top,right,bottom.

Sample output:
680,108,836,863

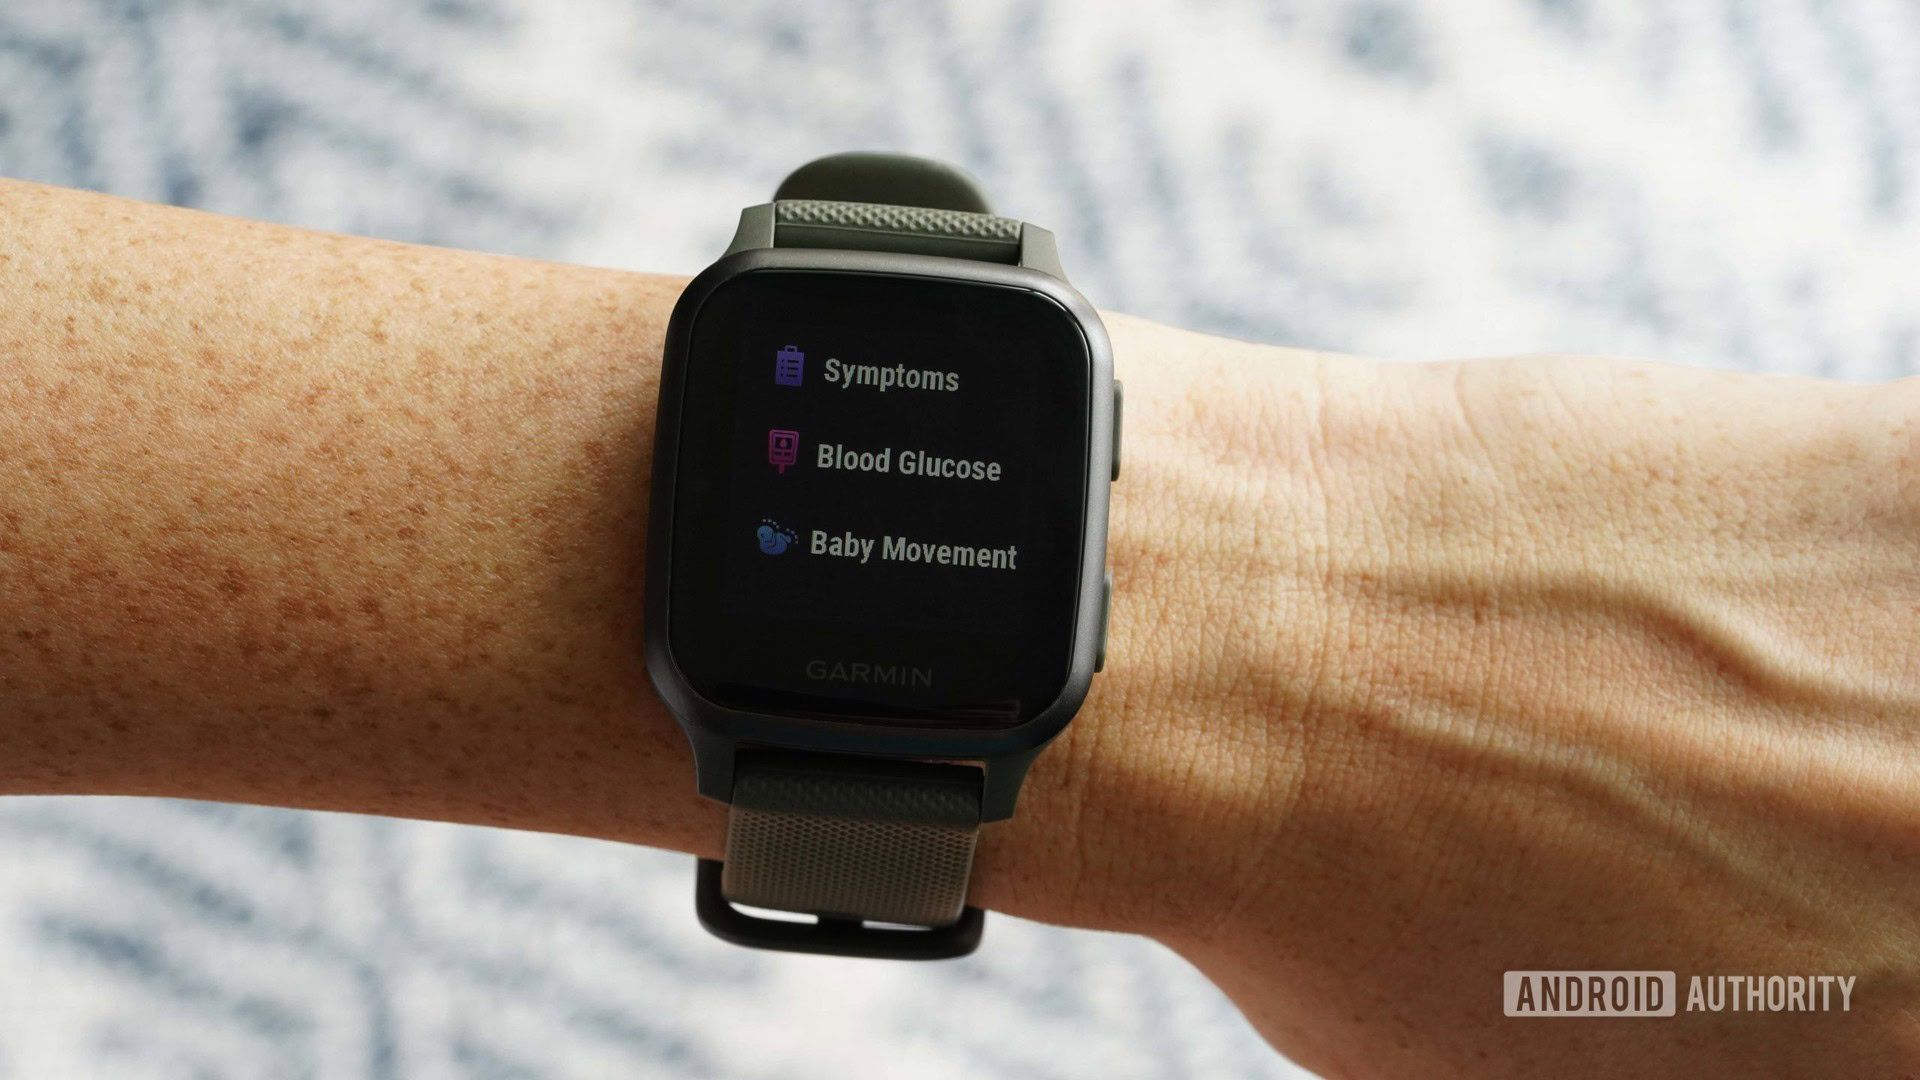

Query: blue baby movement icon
757,518,797,555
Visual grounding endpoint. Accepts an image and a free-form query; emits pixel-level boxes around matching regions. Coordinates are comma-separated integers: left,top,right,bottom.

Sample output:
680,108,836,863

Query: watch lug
723,203,775,255
980,744,1045,821
1017,224,1069,282
695,728,1037,820
682,724,739,803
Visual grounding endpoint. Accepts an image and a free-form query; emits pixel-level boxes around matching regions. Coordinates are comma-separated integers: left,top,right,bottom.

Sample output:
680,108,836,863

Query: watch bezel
643,246,1114,820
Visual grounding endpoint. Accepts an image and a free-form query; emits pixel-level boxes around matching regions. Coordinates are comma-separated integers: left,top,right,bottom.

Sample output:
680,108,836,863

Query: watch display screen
666,269,1092,727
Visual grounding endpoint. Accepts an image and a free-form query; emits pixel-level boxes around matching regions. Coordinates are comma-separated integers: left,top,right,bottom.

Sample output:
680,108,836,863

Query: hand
982,322,1920,1076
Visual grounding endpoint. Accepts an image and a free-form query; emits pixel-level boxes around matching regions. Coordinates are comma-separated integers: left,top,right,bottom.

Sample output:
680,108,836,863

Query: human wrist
968,316,1344,933
1158,352,1920,1075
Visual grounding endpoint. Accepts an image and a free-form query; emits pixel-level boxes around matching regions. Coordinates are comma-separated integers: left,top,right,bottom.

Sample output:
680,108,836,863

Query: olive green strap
770,198,1023,263
714,152,1003,937
722,753,982,927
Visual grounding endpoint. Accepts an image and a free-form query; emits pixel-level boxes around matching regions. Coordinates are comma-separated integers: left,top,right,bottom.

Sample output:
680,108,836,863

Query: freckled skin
1,178,1916,1077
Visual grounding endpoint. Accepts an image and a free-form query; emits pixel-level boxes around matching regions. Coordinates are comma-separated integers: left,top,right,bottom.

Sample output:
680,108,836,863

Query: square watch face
664,269,1093,727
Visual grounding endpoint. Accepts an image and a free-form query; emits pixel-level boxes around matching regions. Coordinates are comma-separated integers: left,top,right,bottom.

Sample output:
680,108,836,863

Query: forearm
8,179,1917,1076
0,179,718,854
0,180,1312,934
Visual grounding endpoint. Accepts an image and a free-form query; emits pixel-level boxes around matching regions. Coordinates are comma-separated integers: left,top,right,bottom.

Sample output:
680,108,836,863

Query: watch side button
1094,571,1112,673
1110,380,1123,482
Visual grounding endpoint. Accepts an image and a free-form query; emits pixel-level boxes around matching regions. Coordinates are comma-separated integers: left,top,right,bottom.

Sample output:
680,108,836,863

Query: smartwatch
644,152,1118,960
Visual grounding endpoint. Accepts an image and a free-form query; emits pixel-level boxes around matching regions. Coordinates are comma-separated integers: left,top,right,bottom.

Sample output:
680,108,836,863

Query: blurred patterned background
1,1,1916,1077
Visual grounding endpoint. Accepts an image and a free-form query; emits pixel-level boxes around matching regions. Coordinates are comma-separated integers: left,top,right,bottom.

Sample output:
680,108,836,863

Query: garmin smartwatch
644,152,1118,959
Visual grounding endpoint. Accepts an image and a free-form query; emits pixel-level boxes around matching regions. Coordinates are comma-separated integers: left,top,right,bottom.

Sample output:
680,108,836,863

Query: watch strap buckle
695,858,985,960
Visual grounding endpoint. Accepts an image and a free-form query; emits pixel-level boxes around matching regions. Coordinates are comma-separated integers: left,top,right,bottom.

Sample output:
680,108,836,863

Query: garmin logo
804,659,934,688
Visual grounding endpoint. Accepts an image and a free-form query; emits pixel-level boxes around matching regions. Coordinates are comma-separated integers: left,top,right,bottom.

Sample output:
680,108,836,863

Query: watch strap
700,153,1008,958
694,752,987,959
771,199,1023,263
772,150,993,212
767,150,1021,263
721,751,982,926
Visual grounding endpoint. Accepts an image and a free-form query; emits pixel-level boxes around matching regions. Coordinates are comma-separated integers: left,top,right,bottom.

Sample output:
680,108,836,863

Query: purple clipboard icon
774,345,804,386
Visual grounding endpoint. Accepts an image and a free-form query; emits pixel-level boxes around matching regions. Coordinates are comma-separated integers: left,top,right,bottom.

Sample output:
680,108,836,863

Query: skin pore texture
1,178,1916,1077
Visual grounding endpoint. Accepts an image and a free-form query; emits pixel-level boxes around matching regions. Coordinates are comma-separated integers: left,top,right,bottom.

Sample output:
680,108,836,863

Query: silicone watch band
771,150,994,212
770,200,1023,263
722,752,981,926
768,149,1019,262
696,153,1006,959
695,750,985,959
